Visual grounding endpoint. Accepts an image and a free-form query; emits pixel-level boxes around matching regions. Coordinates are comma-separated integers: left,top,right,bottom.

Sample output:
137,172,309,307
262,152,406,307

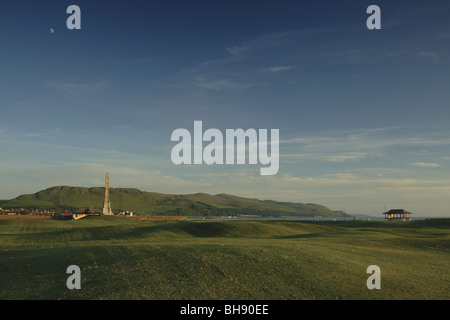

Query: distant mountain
1,186,348,218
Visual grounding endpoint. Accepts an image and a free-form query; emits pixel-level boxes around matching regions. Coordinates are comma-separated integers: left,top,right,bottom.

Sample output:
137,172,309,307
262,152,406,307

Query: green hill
1,186,347,218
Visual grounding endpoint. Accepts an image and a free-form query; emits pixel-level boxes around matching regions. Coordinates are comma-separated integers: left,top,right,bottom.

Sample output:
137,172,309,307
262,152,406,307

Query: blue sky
1,0,450,216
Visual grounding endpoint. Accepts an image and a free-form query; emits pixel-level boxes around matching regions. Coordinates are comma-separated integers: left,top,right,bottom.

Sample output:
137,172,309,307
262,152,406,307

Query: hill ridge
1,186,347,218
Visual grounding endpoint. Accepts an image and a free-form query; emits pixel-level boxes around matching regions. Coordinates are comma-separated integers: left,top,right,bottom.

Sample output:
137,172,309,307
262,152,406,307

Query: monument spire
102,172,113,215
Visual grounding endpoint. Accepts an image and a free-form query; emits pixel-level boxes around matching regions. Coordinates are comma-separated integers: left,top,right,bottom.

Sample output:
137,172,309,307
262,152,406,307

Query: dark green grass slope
0,217,448,300
1,186,346,217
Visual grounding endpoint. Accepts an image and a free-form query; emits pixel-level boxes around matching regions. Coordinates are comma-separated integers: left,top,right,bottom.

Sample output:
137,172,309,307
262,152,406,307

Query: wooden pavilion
383,209,412,221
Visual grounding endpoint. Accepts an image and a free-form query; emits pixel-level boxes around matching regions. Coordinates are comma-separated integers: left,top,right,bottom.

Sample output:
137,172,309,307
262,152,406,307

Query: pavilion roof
382,209,412,215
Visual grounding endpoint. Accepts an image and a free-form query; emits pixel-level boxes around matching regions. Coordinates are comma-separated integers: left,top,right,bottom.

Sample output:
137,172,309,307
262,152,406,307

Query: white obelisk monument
102,172,113,215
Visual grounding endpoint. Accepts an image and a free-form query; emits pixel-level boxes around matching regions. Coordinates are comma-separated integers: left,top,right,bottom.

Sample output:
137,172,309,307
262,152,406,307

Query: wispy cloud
409,162,442,168
281,127,450,151
280,152,368,162
45,81,108,92
226,45,249,55
411,51,441,63
326,152,367,162
194,76,262,91
260,65,294,73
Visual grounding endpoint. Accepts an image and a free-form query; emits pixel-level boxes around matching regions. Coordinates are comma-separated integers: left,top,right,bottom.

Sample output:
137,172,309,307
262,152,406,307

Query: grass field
0,216,448,300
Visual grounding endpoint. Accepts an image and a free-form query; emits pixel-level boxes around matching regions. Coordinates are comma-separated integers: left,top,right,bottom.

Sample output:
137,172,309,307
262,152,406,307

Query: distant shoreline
1,214,448,222
187,216,450,221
